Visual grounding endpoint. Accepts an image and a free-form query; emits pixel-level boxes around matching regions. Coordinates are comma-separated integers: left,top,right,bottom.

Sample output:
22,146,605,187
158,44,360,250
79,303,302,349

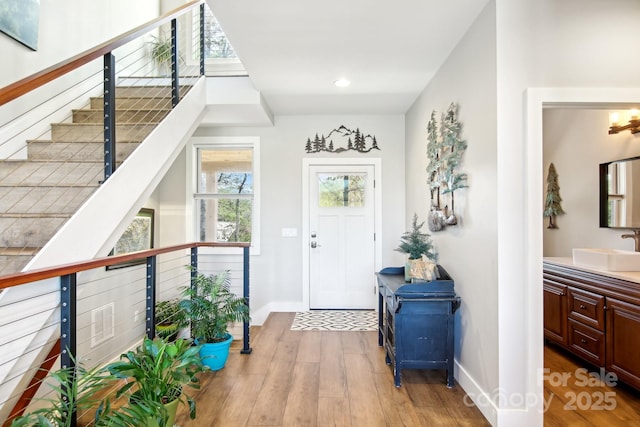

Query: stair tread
0,213,73,218
28,139,141,143
53,122,160,126
0,247,41,254
72,108,171,112
0,162,103,187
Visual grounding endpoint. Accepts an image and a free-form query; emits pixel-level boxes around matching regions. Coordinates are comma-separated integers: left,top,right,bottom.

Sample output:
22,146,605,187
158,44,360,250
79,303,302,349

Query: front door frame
302,157,382,311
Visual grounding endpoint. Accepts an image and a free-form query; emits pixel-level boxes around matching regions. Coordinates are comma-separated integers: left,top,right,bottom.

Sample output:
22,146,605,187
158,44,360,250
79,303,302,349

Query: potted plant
105,336,206,427
177,270,250,371
155,299,181,341
149,34,173,75
8,359,152,427
395,213,438,282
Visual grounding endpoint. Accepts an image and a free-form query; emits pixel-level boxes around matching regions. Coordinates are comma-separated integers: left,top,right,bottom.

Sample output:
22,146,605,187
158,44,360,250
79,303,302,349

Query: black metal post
171,19,179,108
146,256,156,339
103,53,116,182
241,246,252,354
189,247,198,341
60,274,77,427
199,3,205,76
190,247,198,275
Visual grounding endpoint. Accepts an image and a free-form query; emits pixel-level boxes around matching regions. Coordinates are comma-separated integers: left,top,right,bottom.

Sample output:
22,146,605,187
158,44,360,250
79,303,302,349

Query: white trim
521,87,640,425
455,360,498,426
190,136,261,255
302,157,383,311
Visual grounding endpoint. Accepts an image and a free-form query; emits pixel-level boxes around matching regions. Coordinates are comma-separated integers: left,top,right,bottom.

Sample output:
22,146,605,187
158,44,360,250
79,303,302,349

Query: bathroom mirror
600,156,640,228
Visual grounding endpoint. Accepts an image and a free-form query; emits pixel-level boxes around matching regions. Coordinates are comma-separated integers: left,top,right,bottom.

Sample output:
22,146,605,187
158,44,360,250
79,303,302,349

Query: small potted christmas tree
396,214,437,281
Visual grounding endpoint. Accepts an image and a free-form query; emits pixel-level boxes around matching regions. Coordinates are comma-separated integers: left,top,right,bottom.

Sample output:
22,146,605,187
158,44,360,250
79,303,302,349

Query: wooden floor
174,312,490,426
544,344,640,426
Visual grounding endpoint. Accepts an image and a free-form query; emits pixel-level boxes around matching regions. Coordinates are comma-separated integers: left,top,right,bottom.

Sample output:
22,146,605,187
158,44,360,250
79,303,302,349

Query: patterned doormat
291,310,378,331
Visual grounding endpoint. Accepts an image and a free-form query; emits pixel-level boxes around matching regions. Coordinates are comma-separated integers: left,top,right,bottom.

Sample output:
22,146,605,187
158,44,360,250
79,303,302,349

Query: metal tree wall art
305,125,380,153
426,103,468,232
543,162,565,229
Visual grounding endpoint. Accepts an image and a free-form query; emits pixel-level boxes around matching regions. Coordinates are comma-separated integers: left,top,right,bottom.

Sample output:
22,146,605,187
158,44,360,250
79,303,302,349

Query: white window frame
191,137,260,255
183,7,247,76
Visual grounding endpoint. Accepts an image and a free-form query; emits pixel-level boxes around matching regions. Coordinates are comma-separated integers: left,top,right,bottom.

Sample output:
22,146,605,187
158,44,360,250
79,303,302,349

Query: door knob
311,241,320,248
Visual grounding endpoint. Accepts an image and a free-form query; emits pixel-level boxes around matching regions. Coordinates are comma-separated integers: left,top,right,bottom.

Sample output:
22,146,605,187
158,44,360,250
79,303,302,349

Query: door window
317,173,366,207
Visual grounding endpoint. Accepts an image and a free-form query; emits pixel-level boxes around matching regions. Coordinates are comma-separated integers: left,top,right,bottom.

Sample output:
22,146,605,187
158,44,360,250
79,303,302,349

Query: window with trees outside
196,146,257,248
190,7,246,75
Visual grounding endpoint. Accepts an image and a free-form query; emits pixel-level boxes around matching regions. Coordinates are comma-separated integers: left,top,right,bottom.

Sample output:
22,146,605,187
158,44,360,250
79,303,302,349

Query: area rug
291,310,378,331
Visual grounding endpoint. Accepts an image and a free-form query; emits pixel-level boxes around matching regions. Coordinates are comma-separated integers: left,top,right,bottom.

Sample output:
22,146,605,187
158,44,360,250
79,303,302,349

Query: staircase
0,86,181,276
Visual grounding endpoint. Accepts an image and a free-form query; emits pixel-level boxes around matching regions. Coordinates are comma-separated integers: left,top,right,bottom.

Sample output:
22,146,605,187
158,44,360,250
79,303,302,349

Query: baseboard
455,360,498,426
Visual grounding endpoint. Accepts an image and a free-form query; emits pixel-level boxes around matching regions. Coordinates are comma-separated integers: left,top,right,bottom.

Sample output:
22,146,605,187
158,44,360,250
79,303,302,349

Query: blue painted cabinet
377,266,460,387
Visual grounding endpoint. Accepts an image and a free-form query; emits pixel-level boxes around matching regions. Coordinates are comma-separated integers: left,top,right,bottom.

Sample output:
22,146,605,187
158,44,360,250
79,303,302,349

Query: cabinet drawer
567,287,605,331
568,319,605,366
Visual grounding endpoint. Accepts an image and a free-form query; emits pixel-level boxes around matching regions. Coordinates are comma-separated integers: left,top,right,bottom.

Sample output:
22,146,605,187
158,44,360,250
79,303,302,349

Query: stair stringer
0,77,206,421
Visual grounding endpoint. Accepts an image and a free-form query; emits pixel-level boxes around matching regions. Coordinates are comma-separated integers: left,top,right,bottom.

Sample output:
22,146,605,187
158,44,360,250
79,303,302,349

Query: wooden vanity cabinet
566,287,605,366
606,298,640,389
543,281,567,346
543,261,640,390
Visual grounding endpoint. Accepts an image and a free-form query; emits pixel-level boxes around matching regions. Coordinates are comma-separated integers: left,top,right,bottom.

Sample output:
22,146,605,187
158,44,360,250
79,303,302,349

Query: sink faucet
621,230,640,252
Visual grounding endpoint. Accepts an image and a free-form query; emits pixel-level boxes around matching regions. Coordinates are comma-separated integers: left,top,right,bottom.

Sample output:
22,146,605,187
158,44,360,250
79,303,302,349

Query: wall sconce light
609,109,640,134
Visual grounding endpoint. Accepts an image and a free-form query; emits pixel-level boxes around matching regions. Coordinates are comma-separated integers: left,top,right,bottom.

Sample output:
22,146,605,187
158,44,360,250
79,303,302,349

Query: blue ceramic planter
199,333,233,371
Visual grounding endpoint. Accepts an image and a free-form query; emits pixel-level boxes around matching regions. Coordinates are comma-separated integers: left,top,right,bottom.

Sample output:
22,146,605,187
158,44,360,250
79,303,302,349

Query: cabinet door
543,281,567,346
606,298,640,390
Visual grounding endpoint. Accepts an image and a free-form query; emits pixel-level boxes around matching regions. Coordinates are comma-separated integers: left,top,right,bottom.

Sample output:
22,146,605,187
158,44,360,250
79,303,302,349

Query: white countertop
544,257,640,284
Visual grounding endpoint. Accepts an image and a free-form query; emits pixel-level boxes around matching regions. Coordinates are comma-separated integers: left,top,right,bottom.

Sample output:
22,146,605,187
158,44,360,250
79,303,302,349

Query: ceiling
207,0,490,116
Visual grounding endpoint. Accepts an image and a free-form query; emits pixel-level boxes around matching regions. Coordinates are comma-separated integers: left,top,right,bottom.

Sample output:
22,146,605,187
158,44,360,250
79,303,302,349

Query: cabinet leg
446,369,454,388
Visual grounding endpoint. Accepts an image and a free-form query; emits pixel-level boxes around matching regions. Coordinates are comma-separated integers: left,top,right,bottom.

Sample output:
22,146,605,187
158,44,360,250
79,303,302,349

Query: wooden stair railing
0,0,204,107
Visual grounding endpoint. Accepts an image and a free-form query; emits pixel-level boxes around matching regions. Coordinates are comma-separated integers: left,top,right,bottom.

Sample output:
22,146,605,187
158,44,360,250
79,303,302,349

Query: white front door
309,165,376,309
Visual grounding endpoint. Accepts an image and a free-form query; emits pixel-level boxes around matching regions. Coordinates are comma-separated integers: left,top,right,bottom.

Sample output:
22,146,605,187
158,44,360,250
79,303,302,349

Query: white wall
495,0,640,425
0,0,160,88
191,114,406,321
405,2,499,423
543,109,640,257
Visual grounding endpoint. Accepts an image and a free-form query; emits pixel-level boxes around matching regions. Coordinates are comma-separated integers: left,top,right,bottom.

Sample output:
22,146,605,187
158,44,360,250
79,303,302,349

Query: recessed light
334,78,351,88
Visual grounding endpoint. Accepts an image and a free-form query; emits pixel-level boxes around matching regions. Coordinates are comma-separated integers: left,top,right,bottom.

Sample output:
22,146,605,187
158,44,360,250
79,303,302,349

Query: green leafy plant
149,35,172,74
178,270,250,343
395,213,437,261
106,337,206,425
155,299,181,341
8,358,152,427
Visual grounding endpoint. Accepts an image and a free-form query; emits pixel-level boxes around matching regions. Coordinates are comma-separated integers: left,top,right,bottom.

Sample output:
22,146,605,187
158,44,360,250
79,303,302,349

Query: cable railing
0,1,241,277
0,241,251,426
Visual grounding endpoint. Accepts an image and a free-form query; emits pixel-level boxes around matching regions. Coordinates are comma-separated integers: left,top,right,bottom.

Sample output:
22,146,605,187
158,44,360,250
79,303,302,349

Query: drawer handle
581,339,587,344
579,304,587,310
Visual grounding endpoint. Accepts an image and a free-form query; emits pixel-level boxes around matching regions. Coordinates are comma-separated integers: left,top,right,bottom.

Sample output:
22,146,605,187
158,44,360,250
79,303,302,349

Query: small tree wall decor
426,103,468,232
544,162,565,229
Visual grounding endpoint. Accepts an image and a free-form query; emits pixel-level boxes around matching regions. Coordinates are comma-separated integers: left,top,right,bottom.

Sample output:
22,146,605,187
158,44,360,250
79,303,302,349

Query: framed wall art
107,208,155,270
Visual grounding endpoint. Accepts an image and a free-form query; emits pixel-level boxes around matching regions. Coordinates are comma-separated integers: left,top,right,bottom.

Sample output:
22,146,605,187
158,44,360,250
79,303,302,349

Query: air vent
91,303,115,347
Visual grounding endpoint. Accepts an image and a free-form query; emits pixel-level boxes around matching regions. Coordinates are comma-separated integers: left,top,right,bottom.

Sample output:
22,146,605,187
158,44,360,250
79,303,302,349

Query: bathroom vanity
543,258,640,390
